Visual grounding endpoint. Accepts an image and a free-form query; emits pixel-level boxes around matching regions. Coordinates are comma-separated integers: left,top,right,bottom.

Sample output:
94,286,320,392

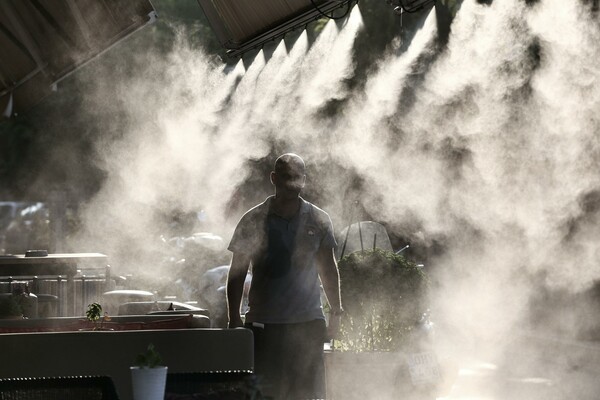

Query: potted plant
130,343,168,400
326,248,434,399
85,302,112,330
335,248,428,352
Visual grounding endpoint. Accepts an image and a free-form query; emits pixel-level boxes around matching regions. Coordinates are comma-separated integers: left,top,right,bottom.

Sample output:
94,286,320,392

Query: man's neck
271,195,300,219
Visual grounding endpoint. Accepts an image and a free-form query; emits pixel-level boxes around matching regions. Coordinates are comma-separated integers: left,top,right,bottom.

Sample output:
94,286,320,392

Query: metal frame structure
0,0,156,119
385,0,437,14
0,253,110,317
397,0,437,13
198,0,357,59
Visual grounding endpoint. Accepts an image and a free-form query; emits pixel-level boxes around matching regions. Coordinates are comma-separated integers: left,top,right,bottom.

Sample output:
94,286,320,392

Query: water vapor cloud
68,2,600,396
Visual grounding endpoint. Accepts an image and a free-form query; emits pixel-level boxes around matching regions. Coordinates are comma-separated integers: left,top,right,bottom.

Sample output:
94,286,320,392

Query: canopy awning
0,0,156,119
197,0,355,58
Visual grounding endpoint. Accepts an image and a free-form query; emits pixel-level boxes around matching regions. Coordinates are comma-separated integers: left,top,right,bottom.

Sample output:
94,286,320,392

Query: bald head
274,153,305,174
271,153,306,199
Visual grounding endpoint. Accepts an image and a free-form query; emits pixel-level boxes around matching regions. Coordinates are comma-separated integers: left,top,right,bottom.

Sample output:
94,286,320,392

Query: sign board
406,351,442,386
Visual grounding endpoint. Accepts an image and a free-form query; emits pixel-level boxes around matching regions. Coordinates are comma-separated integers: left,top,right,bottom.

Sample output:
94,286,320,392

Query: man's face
272,163,306,198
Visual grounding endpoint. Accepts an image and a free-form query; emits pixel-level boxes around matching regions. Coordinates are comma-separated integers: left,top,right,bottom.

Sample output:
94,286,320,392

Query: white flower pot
130,366,168,400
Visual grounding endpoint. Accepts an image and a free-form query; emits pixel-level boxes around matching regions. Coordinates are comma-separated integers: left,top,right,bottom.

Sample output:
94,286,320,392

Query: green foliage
86,302,102,322
134,344,163,368
150,0,223,56
336,248,428,352
85,302,113,330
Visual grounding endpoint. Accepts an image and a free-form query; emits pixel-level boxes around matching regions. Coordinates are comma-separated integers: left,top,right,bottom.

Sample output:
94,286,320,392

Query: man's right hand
226,253,251,329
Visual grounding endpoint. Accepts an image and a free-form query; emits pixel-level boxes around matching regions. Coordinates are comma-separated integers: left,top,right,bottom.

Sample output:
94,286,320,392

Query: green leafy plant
86,302,111,330
335,248,428,352
86,302,102,322
134,344,163,368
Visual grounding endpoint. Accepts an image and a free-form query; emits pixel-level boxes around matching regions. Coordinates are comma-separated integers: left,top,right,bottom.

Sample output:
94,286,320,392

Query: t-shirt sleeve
228,213,259,254
320,213,337,250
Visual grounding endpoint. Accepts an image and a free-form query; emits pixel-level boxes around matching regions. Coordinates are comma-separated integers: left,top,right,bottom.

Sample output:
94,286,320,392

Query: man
227,153,343,400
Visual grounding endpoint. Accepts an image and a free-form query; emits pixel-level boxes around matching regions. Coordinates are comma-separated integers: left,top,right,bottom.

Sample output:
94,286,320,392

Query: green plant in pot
335,248,429,352
130,343,168,400
134,343,163,368
326,248,432,400
85,302,112,330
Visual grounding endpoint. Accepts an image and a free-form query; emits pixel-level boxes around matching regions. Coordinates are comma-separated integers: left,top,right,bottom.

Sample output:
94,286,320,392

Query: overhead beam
0,2,46,72
198,0,356,59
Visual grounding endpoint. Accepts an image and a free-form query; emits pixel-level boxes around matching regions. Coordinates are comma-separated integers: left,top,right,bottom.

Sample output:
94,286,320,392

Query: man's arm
317,246,343,338
226,252,251,328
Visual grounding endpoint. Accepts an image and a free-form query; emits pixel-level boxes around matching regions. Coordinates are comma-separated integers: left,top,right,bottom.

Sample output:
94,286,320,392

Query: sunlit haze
57,1,600,398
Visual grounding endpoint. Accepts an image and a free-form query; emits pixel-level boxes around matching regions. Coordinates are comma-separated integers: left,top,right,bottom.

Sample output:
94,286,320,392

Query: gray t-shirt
228,196,337,324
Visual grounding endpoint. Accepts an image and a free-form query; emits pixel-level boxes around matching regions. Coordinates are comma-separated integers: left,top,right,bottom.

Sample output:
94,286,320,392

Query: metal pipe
358,221,364,252
395,244,409,254
339,200,358,260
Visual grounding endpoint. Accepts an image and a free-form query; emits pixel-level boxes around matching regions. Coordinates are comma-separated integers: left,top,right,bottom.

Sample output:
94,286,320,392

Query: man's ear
270,171,276,185
301,174,306,188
